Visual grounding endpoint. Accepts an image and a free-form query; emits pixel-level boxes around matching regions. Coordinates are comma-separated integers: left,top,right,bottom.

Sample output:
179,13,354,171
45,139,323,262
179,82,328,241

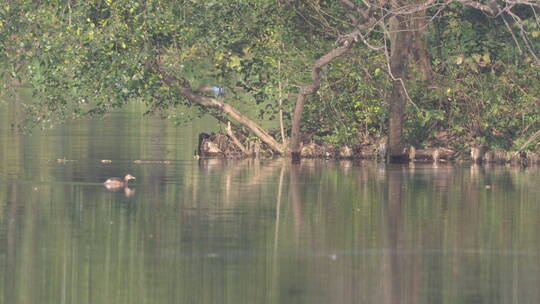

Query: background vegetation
1,0,539,156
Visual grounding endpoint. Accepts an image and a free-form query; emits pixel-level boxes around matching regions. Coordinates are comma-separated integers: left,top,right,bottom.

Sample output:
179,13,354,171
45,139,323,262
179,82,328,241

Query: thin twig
514,129,540,155
502,15,523,55
507,10,540,64
227,121,249,154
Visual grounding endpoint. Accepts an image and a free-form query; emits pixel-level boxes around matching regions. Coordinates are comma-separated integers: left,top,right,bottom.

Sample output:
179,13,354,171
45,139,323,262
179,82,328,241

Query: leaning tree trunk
387,16,412,163
155,61,285,154
289,32,358,161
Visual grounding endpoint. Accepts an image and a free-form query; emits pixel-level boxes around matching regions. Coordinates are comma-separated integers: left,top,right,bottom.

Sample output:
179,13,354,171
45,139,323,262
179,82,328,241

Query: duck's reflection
104,184,136,197
123,187,136,197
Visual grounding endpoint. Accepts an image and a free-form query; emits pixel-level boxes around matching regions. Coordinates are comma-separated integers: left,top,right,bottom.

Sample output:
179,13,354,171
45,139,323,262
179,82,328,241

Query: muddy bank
196,132,540,166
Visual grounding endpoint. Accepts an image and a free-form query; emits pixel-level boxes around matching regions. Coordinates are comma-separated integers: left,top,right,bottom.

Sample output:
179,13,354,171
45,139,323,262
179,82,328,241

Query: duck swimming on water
104,174,136,189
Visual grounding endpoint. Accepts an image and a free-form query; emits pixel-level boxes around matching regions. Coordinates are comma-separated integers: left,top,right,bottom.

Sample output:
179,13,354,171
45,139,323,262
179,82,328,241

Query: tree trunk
290,92,309,162
387,16,412,163
410,11,433,81
289,33,357,161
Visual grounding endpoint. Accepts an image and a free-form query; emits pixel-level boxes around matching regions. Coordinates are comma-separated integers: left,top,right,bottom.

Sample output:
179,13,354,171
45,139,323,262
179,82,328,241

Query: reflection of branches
269,163,286,303
290,164,303,240
383,167,405,304
224,159,284,201
273,164,286,254
243,159,284,187
5,185,18,303
200,158,285,206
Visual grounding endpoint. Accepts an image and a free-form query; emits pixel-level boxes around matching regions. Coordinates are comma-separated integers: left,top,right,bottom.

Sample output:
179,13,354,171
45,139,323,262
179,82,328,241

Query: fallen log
471,146,488,163
409,147,456,162
482,149,510,164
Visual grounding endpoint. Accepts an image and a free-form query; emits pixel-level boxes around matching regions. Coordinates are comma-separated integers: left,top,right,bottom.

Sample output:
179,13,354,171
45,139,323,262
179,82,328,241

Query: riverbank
197,132,540,166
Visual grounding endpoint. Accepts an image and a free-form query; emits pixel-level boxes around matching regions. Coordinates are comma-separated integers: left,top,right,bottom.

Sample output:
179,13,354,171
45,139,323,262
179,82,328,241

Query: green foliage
1,0,538,153
303,54,389,146
414,6,540,150
1,0,303,127
298,3,539,152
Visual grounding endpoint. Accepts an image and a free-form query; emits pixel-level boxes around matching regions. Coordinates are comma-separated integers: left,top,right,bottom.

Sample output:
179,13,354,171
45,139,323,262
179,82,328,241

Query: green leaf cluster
1,1,539,152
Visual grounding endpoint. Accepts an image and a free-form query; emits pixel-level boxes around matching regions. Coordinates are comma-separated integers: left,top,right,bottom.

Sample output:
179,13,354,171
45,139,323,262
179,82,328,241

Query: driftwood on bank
408,147,457,162
298,142,457,161
197,131,266,159
226,121,248,154
471,146,488,163
195,132,540,166
470,146,540,166
507,151,539,166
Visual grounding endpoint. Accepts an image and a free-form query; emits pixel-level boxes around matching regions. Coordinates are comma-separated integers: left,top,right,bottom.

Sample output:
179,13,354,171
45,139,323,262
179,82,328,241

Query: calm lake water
1,98,540,304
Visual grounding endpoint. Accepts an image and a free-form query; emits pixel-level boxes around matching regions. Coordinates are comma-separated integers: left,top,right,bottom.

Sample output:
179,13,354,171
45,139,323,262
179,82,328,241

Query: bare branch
502,14,524,55
337,0,371,22
506,0,540,8
514,129,540,157
506,9,540,63
227,121,249,154
456,0,501,15
389,0,442,15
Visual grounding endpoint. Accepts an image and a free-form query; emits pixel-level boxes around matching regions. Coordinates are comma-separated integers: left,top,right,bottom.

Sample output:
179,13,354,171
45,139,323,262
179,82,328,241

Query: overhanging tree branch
289,29,360,159
155,60,286,154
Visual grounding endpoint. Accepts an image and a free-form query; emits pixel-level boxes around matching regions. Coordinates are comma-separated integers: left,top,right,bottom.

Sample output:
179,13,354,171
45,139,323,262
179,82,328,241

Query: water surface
1,98,539,303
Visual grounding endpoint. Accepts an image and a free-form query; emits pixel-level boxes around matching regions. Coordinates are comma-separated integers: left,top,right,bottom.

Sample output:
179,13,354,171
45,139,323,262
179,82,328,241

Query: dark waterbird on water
104,174,136,190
